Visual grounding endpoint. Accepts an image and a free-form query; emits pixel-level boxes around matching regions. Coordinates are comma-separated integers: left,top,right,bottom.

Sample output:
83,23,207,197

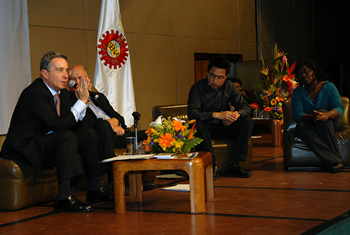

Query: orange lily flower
282,75,290,82
276,96,284,102
145,127,154,136
171,120,186,132
158,133,175,149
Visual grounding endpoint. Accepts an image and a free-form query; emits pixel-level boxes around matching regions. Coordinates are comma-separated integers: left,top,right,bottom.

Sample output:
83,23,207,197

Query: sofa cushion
0,155,58,211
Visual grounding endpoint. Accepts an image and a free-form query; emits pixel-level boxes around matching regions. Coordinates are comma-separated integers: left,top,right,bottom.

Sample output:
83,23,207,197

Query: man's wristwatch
238,110,242,116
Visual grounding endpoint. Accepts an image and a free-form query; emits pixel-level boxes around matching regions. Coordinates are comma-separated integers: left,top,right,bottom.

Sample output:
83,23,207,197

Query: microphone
132,111,141,122
68,80,78,89
132,111,141,152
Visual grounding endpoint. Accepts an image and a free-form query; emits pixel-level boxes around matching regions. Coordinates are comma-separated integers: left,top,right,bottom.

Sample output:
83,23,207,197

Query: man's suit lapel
35,78,57,113
59,90,71,117
89,91,104,110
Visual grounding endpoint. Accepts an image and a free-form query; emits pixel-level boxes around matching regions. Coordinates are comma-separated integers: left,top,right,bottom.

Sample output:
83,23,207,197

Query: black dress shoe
143,179,156,191
86,186,113,203
54,195,93,213
331,162,344,173
227,164,252,178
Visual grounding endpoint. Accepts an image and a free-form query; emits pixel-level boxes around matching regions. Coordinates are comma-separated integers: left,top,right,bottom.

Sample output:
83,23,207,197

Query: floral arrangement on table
256,44,298,119
144,116,203,154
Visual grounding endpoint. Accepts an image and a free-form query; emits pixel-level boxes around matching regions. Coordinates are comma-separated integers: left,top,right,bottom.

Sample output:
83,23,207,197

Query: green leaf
261,54,265,69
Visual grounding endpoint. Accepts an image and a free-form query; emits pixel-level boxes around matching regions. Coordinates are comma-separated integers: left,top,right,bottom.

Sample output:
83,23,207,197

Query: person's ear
40,69,49,79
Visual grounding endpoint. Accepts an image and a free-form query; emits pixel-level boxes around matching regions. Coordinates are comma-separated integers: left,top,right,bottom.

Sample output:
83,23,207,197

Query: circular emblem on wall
98,30,129,69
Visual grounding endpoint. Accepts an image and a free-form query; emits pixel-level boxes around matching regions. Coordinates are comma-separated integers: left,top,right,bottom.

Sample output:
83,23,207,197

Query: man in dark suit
68,65,154,189
1,51,112,213
68,65,146,154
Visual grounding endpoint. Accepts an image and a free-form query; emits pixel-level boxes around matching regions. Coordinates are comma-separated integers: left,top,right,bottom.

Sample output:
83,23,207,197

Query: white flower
172,117,186,123
150,115,163,127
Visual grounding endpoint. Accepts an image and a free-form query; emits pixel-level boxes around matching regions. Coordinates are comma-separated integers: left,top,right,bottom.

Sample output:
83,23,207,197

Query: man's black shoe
331,162,344,173
227,164,252,178
54,195,93,213
213,165,221,180
143,179,156,191
86,186,113,203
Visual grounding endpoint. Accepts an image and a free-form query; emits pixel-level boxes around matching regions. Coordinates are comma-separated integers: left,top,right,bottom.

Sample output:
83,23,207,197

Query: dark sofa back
152,104,189,121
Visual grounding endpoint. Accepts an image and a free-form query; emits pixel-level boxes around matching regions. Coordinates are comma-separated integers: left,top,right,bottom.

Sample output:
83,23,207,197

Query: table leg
205,162,214,202
129,172,143,202
270,119,283,147
188,165,205,213
113,170,126,214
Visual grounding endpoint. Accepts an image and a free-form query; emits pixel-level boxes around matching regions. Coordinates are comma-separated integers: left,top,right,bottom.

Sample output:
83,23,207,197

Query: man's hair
40,51,68,71
228,77,242,86
207,56,231,76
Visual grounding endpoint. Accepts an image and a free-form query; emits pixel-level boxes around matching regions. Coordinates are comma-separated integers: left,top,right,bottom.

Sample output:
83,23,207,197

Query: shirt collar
42,78,61,96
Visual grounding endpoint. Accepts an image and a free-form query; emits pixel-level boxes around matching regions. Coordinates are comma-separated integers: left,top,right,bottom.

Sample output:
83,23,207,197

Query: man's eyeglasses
208,73,226,80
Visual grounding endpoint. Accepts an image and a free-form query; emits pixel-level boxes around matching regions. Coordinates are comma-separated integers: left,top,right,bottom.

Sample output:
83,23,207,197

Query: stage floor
1,133,349,234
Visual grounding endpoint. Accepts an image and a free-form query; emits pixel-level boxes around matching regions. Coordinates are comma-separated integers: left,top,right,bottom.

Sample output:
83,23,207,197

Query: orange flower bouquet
144,116,203,154
256,44,298,119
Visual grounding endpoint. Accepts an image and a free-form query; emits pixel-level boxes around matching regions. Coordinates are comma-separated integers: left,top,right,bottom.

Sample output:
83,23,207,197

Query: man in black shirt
187,56,253,179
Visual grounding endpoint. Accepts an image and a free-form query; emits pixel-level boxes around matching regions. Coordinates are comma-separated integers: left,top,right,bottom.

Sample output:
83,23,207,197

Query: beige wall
27,0,257,129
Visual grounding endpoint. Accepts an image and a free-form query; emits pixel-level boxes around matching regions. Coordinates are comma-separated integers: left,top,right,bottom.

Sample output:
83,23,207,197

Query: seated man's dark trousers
41,125,104,201
41,130,83,184
195,116,253,168
41,127,101,186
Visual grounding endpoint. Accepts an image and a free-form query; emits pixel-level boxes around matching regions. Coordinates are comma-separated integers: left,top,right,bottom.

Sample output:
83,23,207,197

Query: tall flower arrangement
144,116,203,154
256,44,298,119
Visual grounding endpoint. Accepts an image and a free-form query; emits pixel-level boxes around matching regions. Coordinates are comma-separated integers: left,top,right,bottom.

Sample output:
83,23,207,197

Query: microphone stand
134,120,138,152
132,112,141,153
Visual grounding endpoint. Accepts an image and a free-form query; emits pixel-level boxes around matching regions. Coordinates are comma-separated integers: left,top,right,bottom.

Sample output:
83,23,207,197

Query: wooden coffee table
112,151,214,214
